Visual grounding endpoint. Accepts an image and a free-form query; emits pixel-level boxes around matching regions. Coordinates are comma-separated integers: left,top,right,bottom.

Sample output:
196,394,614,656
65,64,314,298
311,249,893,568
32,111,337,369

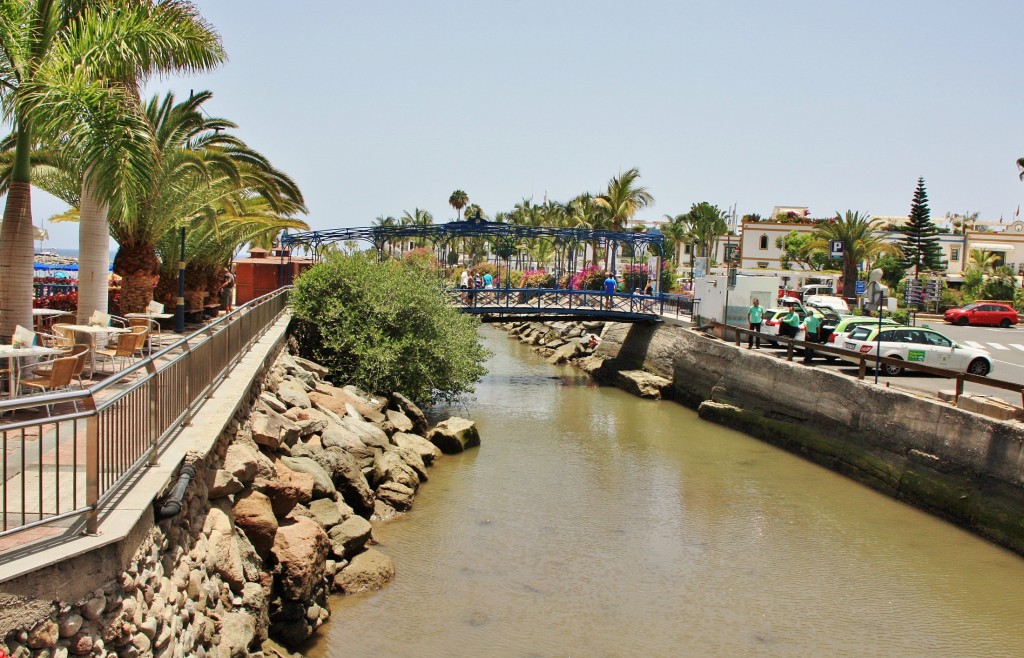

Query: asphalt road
758,319,1024,406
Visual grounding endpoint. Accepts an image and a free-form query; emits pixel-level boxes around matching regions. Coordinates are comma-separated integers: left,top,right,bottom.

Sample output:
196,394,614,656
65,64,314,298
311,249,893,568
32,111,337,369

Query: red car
944,302,1019,327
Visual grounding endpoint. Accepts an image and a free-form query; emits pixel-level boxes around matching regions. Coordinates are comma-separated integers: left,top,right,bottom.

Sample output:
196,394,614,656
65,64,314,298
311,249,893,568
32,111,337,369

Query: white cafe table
0,344,62,399
32,308,72,331
58,324,131,375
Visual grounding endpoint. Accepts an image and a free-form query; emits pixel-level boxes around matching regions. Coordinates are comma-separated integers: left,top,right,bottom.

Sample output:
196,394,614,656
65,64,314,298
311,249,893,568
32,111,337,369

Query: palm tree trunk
0,126,35,341
114,243,160,313
77,180,111,323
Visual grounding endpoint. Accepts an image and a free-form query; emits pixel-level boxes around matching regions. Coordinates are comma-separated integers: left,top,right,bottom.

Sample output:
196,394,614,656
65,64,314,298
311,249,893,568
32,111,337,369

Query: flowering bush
571,264,606,291
520,269,554,288
35,291,78,311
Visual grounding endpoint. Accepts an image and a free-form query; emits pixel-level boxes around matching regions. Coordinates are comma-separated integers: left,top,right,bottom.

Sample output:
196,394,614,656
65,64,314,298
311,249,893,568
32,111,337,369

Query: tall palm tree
0,0,224,336
448,189,468,221
44,91,304,312
594,167,654,272
400,207,433,248
811,210,899,300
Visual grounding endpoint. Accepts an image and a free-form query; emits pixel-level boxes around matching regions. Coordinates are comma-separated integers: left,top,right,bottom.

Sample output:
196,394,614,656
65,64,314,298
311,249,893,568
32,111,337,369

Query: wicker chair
94,333,139,373
19,355,78,415
30,344,89,389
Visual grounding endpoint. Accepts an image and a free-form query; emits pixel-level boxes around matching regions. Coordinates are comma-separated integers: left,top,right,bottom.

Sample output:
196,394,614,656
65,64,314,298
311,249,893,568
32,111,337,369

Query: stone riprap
0,351,474,657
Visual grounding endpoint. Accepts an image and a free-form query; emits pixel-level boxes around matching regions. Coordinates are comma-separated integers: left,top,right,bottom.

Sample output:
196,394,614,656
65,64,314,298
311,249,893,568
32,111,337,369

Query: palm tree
968,248,1000,272
45,91,305,312
400,207,433,248
594,168,654,272
448,189,469,220
0,0,225,336
685,202,727,261
811,211,899,300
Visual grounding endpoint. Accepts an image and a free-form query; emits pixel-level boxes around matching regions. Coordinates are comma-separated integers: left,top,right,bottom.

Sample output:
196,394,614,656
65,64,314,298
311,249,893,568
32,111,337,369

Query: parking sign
829,240,844,259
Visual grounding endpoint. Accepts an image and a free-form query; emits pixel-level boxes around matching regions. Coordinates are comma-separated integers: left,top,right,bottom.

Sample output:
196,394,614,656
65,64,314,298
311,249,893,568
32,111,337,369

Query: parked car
805,294,850,314
943,302,1019,327
798,284,835,301
826,317,899,345
839,325,994,376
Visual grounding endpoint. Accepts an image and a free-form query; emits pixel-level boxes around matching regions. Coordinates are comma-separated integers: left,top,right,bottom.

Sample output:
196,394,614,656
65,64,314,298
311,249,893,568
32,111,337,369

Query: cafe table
58,324,131,375
124,312,174,353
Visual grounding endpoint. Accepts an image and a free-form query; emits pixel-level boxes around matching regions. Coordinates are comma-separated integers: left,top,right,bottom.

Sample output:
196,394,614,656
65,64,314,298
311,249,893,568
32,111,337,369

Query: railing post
786,339,794,361
84,393,99,535
955,376,964,402
858,357,866,379
147,359,159,466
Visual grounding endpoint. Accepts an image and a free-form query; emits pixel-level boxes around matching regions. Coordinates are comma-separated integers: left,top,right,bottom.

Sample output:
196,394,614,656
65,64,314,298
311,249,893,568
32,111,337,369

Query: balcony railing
0,287,290,545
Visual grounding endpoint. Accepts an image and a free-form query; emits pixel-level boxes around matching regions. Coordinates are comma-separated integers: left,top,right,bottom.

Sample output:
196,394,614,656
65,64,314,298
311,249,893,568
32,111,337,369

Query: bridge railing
0,287,291,545
448,287,664,316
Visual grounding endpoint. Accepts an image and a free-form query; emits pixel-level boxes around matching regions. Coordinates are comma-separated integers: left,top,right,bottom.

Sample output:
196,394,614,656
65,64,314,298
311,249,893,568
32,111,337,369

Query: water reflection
309,326,1024,658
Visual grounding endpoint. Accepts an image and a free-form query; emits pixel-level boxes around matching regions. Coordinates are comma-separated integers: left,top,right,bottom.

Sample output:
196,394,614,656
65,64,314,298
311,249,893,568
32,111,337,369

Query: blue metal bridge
281,215,670,323
447,288,664,323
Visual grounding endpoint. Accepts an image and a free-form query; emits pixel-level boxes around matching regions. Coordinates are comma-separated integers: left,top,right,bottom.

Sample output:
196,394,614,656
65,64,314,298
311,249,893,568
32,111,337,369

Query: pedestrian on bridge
603,273,616,309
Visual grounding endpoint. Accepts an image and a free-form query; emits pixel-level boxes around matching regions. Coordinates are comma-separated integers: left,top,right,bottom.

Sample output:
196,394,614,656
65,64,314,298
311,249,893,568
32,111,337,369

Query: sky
13,0,1024,249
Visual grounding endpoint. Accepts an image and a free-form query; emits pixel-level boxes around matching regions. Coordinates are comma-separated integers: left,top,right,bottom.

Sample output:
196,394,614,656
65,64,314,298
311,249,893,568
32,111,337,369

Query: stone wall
0,352,479,657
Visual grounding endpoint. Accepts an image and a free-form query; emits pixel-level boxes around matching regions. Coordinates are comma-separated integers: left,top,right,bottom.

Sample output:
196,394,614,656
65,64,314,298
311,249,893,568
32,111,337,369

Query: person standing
603,272,617,309
747,297,764,349
483,272,493,289
801,311,822,363
460,267,470,303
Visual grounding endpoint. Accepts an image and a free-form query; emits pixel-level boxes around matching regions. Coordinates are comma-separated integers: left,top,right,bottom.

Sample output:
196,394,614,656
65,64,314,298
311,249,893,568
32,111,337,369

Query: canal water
311,326,1024,657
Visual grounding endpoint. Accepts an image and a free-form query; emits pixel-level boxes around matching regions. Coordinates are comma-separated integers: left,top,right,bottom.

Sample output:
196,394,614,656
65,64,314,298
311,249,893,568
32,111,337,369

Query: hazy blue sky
18,0,1024,248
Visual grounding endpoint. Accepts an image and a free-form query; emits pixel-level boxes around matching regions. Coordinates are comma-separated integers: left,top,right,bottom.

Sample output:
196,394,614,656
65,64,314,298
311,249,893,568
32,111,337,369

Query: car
762,307,806,342
839,324,994,376
943,302,1019,327
805,294,850,314
825,316,900,345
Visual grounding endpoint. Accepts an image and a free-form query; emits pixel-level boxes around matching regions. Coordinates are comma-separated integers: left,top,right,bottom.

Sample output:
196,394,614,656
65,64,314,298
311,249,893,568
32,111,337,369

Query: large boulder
292,356,329,378
310,387,386,424
279,456,336,499
320,423,367,452
282,406,330,437
204,505,245,591
391,392,428,435
616,370,672,399
251,409,301,450
327,515,372,560
207,468,243,499
233,489,278,559
547,340,582,365
271,516,330,601
375,481,415,511
332,548,395,594
384,409,414,433
308,498,351,530
395,445,428,482
427,417,480,454
223,443,260,484
373,449,420,491
315,448,375,518
219,611,257,657
340,415,391,451
393,432,441,465
276,380,311,409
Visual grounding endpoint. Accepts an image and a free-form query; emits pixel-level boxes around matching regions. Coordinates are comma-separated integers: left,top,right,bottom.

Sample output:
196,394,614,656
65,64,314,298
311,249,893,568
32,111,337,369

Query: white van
805,294,850,314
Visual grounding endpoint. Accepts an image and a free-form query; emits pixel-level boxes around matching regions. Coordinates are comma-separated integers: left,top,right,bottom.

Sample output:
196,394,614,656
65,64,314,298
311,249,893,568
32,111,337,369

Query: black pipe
154,464,196,520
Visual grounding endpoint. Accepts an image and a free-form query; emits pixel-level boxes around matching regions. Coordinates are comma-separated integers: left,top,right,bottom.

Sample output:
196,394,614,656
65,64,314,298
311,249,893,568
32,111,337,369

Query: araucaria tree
290,252,490,405
898,177,944,275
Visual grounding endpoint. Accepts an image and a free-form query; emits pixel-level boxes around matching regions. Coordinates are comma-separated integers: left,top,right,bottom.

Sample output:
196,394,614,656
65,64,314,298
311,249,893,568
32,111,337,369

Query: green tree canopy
290,252,490,405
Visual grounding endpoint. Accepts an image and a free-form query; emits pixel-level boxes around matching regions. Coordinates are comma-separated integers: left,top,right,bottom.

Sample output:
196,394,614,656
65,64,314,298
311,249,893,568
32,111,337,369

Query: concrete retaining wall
593,321,1024,554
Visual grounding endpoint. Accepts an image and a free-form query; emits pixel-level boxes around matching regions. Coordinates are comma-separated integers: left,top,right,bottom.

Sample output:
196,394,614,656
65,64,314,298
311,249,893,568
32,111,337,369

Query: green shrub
290,253,491,405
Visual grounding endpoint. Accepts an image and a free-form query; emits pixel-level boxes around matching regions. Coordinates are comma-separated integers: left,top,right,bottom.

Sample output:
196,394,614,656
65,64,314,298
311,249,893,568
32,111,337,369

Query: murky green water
309,326,1024,657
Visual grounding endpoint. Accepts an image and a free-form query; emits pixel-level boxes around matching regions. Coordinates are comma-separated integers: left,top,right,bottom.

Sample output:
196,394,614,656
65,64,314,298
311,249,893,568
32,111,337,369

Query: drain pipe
154,464,197,520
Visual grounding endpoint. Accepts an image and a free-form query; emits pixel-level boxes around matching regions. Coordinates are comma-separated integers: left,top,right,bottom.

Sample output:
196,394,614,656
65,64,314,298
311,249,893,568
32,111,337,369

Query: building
233,246,313,305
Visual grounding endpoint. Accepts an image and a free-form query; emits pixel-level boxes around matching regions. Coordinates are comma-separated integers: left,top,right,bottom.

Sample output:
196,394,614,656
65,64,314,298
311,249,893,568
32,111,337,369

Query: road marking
962,340,985,349
986,342,1010,350
1011,344,1024,351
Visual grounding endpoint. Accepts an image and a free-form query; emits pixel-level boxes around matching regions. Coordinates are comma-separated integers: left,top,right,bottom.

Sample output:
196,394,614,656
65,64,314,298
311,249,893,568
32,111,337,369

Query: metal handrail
448,287,664,318
719,323,1024,406
0,287,291,542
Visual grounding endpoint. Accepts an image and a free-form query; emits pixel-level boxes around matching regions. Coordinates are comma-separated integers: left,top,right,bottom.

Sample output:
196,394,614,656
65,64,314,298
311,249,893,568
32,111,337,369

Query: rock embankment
0,351,478,657
499,320,672,399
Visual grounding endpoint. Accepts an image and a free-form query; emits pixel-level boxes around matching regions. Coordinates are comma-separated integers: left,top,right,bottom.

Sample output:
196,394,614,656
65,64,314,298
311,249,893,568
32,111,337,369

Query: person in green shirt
747,298,765,349
781,308,801,339
801,312,823,363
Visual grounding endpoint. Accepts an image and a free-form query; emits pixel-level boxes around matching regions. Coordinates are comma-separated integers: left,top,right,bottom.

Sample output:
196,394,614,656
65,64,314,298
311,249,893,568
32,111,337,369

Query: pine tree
898,177,944,274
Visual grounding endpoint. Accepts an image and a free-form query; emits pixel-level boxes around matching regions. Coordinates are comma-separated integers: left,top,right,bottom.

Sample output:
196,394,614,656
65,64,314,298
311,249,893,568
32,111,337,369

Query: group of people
746,298,822,363
460,268,494,305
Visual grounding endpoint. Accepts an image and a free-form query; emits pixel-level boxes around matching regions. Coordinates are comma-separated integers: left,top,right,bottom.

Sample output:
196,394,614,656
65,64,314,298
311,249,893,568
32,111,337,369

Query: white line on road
963,340,985,349
987,342,1010,350
1011,344,1024,351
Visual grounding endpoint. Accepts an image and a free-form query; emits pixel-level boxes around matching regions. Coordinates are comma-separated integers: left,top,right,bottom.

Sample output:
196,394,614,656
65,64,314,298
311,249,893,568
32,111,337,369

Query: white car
805,294,850,314
839,325,993,376
761,308,806,342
